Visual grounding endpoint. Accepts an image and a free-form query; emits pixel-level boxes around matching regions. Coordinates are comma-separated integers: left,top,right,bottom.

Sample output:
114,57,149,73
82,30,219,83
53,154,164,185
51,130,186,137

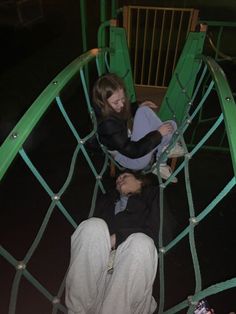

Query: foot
167,142,185,158
152,164,178,183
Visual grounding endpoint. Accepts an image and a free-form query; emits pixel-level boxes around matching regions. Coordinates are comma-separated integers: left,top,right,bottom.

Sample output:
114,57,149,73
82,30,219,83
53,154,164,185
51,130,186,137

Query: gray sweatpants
65,218,158,314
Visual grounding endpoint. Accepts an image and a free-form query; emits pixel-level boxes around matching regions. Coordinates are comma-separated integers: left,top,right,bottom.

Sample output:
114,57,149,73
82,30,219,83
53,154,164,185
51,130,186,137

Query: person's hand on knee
139,100,158,110
158,123,174,136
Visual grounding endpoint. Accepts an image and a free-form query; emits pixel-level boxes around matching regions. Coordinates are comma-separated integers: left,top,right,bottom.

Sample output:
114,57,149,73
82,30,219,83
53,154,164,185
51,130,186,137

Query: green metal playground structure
1,1,236,313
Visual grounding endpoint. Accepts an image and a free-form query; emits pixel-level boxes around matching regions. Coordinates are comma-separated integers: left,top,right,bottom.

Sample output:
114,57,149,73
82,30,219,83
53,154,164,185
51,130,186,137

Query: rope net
1,34,236,314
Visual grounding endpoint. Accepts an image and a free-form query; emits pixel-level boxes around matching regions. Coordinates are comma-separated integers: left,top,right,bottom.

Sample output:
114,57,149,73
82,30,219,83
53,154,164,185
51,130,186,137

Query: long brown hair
92,73,131,120
132,172,158,189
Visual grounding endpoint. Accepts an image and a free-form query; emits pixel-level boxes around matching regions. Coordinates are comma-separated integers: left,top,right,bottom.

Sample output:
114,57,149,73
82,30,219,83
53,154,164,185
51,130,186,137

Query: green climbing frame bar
1,22,236,314
0,49,104,181
203,56,236,174
157,56,236,313
0,25,136,314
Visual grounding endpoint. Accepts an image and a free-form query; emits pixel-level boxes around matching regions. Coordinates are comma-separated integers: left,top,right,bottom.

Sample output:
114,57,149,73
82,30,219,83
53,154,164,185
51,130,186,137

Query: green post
109,27,136,103
100,0,107,23
97,0,108,75
159,31,206,123
80,0,89,83
111,0,117,18
80,0,87,53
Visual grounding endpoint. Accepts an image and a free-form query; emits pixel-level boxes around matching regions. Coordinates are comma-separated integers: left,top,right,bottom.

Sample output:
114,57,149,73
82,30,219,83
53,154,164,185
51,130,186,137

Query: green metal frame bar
0,48,109,181
97,23,137,102
159,31,206,123
202,56,236,175
97,20,112,74
111,0,118,18
199,20,236,62
100,0,107,23
157,54,236,313
1,14,236,313
100,0,118,21
1,43,120,313
199,21,236,27
109,26,136,103
80,0,89,83
80,0,88,53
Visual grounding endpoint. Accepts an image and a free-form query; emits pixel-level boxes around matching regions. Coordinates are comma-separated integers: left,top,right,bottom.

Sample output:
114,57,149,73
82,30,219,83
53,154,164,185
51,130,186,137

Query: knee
71,217,107,242
127,233,157,256
81,217,106,230
125,234,158,272
136,105,152,117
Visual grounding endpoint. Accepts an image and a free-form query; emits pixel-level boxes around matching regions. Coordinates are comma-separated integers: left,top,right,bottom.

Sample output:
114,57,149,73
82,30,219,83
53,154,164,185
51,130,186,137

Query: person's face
107,88,126,113
116,173,142,196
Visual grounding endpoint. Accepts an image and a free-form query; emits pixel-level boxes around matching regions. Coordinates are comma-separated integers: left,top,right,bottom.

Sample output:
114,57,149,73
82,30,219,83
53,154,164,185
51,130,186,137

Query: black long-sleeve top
94,186,160,248
97,115,162,158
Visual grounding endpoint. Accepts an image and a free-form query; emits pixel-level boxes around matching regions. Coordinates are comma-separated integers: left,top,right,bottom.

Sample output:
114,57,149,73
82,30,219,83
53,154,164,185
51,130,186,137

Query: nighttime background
1,0,236,313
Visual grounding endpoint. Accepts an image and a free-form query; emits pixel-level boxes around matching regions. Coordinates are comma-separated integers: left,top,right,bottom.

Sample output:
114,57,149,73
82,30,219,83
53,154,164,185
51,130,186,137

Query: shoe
167,142,185,158
108,150,118,158
152,164,178,183
160,164,178,183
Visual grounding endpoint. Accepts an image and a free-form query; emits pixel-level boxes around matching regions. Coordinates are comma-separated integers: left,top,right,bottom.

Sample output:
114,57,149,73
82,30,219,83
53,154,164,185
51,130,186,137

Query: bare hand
110,234,116,249
139,100,158,110
158,123,174,136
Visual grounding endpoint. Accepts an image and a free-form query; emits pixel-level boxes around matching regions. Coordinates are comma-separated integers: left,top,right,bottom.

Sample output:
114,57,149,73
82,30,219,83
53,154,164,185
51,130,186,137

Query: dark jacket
97,115,162,158
94,186,160,248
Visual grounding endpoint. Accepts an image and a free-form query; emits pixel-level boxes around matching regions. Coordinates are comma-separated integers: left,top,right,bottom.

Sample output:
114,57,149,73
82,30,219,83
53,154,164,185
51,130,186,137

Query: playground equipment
1,3,236,314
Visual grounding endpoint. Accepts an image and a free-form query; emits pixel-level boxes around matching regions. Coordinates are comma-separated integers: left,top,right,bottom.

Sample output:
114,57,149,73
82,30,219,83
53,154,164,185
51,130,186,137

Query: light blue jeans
114,106,177,170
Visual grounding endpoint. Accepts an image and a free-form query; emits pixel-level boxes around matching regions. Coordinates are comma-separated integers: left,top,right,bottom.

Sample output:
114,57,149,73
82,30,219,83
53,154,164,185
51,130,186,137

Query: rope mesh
0,48,236,313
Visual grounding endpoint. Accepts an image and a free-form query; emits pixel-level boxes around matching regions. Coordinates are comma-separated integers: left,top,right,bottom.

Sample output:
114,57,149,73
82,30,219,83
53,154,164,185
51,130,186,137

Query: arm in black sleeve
93,189,119,235
98,118,162,158
111,130,162,159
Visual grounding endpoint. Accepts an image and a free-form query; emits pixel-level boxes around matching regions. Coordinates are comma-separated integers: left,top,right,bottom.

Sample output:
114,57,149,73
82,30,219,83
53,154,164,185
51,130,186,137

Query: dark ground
1,1,236,314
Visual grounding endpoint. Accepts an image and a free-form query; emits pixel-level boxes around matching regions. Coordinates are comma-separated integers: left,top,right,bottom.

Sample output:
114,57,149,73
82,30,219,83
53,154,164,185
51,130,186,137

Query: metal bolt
11,132,18,139
79,140,84,144
52,297,60,304
189,217,198,225
186,153,191,160
159,247,165,254
225,96,231,101
16,261,26,270
52,195,60,201
96,175,102,180
52,81,58,85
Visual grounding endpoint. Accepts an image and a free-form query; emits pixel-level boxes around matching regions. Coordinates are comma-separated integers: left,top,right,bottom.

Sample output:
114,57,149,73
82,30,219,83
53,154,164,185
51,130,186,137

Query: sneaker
160,164,178,183
108,150,118,158
152,164,178,183
167,142,185,158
